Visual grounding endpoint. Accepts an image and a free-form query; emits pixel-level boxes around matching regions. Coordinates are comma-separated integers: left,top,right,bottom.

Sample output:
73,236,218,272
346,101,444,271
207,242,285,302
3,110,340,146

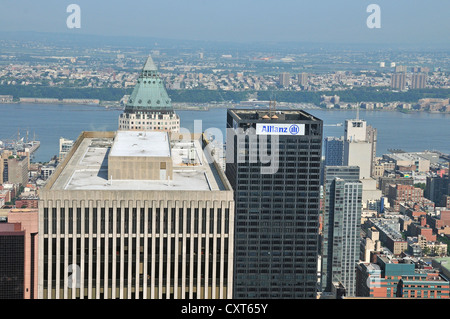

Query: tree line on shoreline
1,84,450,106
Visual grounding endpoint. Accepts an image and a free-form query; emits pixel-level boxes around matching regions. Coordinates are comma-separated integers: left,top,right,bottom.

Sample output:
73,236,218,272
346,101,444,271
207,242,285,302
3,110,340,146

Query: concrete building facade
343,118,377,179
38,131,235,299
1,152,28,186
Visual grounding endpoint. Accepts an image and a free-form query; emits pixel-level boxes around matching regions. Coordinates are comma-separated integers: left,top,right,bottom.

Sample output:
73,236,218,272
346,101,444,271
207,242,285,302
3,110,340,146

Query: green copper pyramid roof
125,55,172,112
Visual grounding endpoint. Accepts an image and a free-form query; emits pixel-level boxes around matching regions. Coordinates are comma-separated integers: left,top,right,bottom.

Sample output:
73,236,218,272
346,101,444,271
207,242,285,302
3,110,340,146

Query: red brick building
390,184,436,212
5,209,39,299
426,210,450,235
14,197,39,209
397,273,450,298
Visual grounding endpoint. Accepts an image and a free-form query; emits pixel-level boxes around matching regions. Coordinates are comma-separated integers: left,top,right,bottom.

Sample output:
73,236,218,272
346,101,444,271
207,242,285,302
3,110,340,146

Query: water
0,103,449,163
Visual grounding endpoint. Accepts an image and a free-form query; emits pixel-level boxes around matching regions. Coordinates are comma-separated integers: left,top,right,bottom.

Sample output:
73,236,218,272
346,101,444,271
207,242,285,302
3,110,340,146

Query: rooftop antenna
269,95,277,117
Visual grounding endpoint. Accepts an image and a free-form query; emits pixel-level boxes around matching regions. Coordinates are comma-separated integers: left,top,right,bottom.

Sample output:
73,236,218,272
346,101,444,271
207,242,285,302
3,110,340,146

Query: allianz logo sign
289,124,300,135
256,123,305,136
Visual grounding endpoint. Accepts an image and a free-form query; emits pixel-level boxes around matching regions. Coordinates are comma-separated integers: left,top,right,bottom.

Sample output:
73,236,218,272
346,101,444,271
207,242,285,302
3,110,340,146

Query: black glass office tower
226,108,323,299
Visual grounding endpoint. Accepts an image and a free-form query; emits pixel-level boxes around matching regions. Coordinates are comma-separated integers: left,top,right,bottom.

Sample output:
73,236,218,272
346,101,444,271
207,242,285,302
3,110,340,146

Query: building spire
118,55,180,133
143,55,157,72
124,55,172,112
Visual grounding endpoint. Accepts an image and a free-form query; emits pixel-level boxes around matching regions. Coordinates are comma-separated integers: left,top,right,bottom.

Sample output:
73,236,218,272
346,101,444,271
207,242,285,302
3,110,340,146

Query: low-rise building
356,254,415,298
368,218,407,255
388,184,424,211
397,273,450,298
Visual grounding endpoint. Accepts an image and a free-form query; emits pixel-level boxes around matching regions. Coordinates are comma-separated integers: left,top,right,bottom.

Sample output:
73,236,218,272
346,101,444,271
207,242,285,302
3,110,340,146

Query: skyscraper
118,56,180,133
343,118,381,208
38,131,235,299
226,108,323,299
321,166,362,297
324,137,344,166
342,118,377,178
343,119,373,179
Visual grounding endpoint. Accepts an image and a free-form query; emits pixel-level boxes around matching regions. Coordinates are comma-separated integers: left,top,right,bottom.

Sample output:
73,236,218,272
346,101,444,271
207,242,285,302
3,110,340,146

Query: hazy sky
0,0,449,45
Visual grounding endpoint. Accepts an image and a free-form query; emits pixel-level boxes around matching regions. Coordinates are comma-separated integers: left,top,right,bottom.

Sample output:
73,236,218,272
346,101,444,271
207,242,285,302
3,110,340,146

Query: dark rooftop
228,108,321,122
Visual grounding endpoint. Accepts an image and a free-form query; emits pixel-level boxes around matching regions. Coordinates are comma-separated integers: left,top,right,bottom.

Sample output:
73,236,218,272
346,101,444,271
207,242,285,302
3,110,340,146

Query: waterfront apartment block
411,73,427,90
38,130,234,299
391,72,406,90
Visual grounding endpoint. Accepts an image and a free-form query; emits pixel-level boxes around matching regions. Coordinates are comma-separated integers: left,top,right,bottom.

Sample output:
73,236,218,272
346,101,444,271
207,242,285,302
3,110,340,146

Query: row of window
118,125,178,131
43,237,230,284
121,112,176,119
119,120,179,125
43,207,231,235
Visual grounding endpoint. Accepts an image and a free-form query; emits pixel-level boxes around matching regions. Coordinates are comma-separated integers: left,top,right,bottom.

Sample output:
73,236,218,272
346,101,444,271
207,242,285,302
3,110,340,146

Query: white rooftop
50,133,226,192
109,131,171,158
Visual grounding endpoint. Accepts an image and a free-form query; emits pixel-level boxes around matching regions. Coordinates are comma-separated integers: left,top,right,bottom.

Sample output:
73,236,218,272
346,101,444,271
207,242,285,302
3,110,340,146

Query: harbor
0,129,40,160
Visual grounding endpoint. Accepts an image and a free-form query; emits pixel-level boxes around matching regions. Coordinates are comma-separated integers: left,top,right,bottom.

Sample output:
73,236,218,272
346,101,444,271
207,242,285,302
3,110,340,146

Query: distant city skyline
0,0,450,47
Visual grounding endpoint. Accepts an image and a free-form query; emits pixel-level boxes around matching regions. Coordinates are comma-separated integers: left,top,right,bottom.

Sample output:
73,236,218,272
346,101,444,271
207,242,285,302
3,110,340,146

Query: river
0,103,449,163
